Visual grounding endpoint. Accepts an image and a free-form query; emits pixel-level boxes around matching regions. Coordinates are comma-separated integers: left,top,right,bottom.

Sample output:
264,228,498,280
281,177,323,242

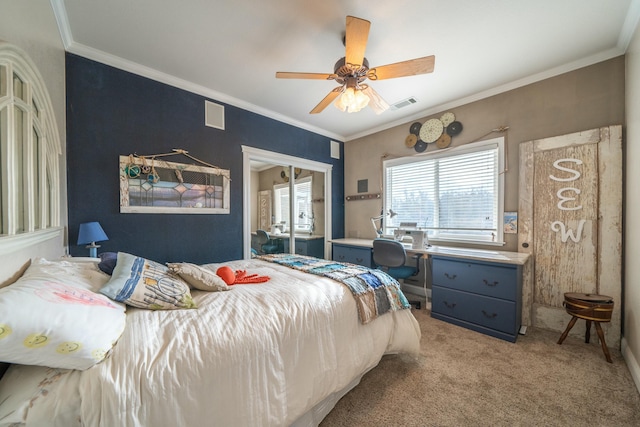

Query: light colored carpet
320,309,640,427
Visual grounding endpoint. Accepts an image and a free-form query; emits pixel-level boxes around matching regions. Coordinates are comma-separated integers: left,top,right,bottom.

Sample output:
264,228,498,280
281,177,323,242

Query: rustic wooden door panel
532,145,598,308
519,126,622,347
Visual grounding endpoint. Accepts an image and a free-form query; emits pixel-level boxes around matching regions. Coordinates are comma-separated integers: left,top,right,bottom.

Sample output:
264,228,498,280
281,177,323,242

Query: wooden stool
557,293,614,362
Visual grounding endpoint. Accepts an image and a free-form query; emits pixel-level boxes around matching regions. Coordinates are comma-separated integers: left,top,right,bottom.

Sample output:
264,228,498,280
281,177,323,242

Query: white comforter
6,259,421,426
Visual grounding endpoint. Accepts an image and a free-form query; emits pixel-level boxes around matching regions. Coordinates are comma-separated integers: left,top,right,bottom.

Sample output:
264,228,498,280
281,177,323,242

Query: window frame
383,136,505,246
273,175,313,233
0,42,61,250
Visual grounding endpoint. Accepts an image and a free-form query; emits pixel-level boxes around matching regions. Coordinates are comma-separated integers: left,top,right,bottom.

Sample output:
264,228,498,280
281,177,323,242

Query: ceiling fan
276,16,435,114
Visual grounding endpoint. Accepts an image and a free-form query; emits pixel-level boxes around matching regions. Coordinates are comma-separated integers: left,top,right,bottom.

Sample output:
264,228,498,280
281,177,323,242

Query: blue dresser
332,243,373,268
283,237,325,258
431,254,524,343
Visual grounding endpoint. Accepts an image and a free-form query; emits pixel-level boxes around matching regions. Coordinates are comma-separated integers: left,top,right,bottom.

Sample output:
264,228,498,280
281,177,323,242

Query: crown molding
618,0,640,51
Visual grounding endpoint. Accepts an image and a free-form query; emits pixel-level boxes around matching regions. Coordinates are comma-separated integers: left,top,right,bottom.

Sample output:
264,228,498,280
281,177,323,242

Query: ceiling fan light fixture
361,85,389,115
334,86,370,113
276,16,434,114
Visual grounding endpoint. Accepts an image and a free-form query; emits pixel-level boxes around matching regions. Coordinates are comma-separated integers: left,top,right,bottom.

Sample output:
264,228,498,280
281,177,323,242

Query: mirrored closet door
242,146,332,260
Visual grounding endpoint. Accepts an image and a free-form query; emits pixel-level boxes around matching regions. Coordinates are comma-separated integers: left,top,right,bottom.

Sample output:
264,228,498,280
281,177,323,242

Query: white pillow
22,257,111,292
0,259,127,370
0,364,82,426
166,262,230,292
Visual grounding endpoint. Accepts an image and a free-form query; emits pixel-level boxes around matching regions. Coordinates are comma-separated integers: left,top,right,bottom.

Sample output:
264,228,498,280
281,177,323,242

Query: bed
0,253,420,426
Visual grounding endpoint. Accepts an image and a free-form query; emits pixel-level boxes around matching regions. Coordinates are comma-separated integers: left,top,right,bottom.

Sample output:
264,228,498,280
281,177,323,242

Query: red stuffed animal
216,266,270,285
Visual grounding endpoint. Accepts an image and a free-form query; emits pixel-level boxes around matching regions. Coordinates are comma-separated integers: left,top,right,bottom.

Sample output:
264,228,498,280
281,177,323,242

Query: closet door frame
242,145,332,260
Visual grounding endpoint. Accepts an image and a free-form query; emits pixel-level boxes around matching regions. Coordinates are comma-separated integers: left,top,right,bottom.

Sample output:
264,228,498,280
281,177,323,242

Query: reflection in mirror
243,146,332,261
249,161,325,258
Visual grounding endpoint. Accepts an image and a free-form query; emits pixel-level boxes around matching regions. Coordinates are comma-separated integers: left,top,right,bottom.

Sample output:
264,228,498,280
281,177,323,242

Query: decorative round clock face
436,133,452,149
446,121,463,136
419,118,444,143
440,112,455,126
405,134,417,148
414,140,428,152
409,122,422,135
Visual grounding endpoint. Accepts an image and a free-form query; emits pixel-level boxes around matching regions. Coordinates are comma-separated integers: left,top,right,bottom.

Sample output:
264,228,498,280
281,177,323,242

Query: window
273,176,313,233
0,43,60,239
384,137,504,245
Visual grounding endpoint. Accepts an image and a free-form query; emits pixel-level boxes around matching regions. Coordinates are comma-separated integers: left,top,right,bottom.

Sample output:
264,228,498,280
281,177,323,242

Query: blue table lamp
77,222,108,258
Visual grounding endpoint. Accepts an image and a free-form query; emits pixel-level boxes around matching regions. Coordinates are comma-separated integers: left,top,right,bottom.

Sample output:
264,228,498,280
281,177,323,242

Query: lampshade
334,87,370,113
361,85,390,115
77,222,108,257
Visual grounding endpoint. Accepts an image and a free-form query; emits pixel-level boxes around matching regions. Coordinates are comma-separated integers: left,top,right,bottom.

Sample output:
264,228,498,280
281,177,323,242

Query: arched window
0,42,61,241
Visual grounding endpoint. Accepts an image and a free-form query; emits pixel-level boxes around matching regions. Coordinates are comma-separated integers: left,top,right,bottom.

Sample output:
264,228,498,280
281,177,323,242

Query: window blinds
385,142,500,242
274,177,312,232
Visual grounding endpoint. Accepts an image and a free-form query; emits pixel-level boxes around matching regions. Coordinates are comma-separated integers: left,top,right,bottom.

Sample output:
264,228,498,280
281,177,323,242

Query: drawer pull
482,310,497,319
443,301,457,309
444,273,457,280
356,257,363,263
338,255,345,260
483,279,499,287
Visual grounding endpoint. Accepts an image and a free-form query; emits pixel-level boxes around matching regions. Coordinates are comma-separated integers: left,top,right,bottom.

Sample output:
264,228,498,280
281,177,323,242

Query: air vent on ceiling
390,97,418,110
205,100,225,130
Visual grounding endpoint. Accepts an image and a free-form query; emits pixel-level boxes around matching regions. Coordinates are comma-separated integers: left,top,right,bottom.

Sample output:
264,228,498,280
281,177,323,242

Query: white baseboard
622,336,640,394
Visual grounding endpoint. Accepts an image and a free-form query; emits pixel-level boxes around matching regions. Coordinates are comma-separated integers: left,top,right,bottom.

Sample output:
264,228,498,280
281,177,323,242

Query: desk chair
256,229,280,254
372,238,422,309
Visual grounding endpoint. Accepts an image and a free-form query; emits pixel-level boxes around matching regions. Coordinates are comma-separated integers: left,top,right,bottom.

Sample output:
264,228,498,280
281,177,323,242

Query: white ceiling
53,0,640,141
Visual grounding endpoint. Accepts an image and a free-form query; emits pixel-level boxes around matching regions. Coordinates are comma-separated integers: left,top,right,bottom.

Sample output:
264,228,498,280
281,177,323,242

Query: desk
330,238,530,342
329,238,529,264
330,238,430,285
252,232,324,258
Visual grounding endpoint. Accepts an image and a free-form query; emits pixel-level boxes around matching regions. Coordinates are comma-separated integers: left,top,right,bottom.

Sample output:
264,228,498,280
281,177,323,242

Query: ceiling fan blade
310,87,343,114
345,16,370,66
276,72,334,80
361,86,390,115
368,55,435,80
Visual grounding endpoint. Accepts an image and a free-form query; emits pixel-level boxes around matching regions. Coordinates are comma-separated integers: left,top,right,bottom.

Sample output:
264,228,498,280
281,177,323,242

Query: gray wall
344,57,625,252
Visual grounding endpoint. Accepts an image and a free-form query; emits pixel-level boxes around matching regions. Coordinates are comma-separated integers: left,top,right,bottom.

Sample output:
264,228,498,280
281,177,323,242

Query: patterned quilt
258,254,410,324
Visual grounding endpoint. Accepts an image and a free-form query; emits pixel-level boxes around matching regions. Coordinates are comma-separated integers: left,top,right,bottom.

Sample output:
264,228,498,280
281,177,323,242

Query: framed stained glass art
119,154,230,214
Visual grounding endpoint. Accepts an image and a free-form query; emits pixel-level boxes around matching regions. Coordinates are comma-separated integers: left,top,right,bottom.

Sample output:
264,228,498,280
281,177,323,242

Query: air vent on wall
205,100,225,130
390,97,418,110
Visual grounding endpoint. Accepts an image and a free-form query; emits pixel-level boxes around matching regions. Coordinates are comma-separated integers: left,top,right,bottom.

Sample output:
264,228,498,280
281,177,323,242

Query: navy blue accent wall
66,53,344,264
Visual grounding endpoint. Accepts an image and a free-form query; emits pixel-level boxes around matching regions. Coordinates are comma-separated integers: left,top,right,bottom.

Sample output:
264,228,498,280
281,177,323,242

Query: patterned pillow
166,262,230,292
100,253,196,310
0,259,127,370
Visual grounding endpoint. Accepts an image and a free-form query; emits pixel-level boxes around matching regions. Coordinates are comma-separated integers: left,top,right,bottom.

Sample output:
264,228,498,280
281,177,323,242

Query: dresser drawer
332,244,372,268
432,285,517,335
294,242,308,255
432,257,517,300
